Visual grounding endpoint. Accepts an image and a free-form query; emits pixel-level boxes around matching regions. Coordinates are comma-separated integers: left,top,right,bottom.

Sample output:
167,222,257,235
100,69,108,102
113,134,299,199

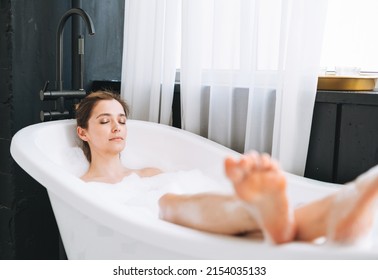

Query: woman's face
77,99,127,158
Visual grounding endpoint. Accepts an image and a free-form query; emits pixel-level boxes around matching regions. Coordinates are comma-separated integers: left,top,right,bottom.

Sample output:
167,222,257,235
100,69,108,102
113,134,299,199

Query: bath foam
84,169,233,218
60,147,318,208
61,146,233,218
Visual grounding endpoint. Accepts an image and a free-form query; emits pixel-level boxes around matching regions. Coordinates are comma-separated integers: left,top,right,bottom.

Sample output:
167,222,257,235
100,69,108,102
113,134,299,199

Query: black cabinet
305,90,378,184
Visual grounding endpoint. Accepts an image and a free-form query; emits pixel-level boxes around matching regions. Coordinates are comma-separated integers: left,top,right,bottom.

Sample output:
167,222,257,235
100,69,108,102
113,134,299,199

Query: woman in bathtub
76,91,162,183
76,90,378,245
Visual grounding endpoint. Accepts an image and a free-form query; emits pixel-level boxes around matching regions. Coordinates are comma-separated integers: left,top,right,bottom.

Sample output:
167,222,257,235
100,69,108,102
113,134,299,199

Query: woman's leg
294,165,378,243
159,151,296,243
160,151,378,245
159,193,260,235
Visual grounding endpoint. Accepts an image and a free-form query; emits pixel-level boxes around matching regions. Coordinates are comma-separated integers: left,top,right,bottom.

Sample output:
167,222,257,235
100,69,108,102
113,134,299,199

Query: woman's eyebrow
96,113,126,119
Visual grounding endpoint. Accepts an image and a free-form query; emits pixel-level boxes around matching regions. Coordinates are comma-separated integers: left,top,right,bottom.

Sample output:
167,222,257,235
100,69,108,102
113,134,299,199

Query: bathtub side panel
48,193,193,259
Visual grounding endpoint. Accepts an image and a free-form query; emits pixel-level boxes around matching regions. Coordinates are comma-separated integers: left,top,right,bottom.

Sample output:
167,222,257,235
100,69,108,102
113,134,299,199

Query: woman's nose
112,122,120,132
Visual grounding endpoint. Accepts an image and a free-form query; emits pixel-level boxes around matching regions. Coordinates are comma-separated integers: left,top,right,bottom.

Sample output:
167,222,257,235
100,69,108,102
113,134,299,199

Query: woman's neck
83,153,130,183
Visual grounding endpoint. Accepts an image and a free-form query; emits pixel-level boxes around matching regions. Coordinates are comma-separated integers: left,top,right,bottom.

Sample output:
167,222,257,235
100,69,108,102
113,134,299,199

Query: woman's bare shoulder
138,167,163,177
80,172,92,182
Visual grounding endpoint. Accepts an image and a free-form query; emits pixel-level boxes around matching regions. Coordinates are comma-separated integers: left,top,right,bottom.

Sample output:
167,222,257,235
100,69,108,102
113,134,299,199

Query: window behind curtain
320,0,378,73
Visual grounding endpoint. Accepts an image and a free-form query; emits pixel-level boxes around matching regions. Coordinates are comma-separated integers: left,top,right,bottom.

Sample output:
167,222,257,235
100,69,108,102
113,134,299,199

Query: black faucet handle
42,80,50,92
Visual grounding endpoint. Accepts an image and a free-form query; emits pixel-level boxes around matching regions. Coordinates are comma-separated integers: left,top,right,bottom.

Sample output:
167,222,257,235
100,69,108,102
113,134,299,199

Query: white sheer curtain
122,0,328,175
121,0,179,124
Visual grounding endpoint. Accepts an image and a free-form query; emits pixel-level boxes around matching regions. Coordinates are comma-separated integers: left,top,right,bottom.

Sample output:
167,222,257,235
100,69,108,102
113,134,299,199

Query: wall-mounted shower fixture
40,8,95,122
55,8,95,91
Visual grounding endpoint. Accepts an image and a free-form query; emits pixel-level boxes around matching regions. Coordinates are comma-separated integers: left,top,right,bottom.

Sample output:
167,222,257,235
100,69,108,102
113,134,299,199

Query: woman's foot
327,165,378,244
225,151,296,244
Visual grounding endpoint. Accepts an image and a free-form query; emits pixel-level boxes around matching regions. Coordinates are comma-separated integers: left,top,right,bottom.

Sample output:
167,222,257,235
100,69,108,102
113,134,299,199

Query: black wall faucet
56,8,95,91
40,8,95,122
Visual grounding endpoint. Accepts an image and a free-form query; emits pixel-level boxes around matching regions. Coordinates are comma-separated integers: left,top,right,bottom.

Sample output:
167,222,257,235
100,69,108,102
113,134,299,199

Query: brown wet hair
75,90,130,162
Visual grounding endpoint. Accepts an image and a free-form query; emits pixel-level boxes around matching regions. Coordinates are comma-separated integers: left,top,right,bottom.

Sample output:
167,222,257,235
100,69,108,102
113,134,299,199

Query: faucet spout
56,8,95,91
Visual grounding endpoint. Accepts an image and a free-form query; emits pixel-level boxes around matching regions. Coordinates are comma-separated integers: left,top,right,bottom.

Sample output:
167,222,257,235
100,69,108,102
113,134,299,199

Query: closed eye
99,119,110,124
118,117,126,125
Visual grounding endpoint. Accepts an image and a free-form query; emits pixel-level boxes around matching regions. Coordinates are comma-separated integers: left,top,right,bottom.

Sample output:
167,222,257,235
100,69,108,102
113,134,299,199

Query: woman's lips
109,137,124,141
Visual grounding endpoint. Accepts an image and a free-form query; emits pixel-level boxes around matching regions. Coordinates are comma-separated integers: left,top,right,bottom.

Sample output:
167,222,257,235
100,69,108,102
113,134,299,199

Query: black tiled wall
0,0,124,259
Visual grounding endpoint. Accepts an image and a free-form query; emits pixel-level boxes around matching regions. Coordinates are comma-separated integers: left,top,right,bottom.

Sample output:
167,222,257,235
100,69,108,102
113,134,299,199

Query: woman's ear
77,126,88,141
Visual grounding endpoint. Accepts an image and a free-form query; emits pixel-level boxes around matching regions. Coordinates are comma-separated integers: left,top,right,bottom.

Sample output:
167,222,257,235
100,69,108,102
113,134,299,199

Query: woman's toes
260,153,272,170
225,157,244,183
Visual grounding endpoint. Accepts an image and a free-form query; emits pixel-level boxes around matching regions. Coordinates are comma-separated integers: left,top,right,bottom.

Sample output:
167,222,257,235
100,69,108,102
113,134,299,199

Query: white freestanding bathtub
10,119,378,259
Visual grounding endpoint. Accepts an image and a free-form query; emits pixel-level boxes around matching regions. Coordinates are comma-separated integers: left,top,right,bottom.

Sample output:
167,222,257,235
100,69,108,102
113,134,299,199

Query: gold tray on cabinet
317,75,378,91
